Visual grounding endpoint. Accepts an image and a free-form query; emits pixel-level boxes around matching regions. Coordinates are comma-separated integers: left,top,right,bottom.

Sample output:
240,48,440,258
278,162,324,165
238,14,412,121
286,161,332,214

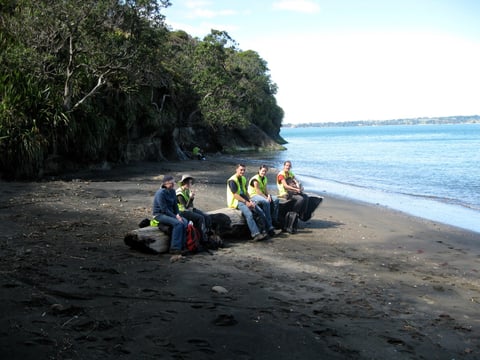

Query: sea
242,123,480,234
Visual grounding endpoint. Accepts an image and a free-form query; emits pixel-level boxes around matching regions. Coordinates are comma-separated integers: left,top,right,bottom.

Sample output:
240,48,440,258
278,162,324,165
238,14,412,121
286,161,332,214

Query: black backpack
283,211,299,234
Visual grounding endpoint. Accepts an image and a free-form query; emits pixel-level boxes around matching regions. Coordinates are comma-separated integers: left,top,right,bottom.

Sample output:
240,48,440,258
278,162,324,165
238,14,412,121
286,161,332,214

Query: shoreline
1,157,480,359
300,176,480,236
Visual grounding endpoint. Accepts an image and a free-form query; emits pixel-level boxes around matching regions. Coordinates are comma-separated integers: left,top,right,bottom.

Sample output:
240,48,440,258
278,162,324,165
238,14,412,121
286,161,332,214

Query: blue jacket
152,187,179,218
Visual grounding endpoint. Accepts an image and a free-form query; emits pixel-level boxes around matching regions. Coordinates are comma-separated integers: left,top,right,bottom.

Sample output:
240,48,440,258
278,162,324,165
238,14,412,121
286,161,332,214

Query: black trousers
180,209,211,243
289,193,309,220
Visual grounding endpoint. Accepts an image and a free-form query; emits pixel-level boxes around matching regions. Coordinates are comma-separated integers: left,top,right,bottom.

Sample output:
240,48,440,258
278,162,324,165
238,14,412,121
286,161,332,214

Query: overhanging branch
69,73,108,112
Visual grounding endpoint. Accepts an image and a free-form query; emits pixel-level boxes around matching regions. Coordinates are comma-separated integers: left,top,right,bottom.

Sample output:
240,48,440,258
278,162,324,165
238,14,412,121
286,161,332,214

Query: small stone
50,303,64,313
170,254,184,263
211,285,228,294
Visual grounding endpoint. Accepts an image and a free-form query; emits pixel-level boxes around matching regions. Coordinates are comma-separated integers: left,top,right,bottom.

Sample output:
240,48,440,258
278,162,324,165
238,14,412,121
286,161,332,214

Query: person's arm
157,191,176,217
229,180,254,207
186,189,195,209
177,194,189,210
260,180,273,201
280,176,301,193
252,179,268,199
172,197,185,222
152,190,162,216
292,176,304,192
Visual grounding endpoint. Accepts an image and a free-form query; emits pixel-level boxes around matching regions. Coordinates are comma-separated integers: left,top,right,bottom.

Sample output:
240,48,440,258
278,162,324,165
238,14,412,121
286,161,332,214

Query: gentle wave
299,174,480,234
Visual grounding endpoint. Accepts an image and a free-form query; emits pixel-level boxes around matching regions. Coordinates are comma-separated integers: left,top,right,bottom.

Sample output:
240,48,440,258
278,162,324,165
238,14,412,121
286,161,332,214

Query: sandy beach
1,156,479,359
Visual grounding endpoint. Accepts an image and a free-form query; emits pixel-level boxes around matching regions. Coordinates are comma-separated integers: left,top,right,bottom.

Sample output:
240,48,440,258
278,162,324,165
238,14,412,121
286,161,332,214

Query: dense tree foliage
0,0,283,179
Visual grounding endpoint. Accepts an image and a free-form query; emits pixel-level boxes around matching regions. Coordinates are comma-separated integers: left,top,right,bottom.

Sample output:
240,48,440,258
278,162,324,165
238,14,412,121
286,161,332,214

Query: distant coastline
283,115,480,128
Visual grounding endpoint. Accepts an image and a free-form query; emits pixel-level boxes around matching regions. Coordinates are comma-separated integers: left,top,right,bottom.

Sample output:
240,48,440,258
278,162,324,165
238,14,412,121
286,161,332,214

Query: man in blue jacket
152,175,188,254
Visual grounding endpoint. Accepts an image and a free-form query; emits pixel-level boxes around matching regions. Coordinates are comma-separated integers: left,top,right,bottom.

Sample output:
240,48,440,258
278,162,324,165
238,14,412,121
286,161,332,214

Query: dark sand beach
1,156,479,359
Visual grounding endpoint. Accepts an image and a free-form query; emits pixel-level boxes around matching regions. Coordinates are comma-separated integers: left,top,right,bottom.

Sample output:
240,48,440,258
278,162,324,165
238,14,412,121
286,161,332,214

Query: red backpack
186,222,201,253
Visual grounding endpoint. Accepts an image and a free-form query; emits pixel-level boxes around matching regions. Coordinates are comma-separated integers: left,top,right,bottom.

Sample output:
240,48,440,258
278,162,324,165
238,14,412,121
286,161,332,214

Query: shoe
268,228,282,237
169,249,190,256
252,233,267,242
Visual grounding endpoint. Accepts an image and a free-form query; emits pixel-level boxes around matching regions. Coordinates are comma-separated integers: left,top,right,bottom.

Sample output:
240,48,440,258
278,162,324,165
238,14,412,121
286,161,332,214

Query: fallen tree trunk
207,195,323,237
123,195,323,253
124,226,170,254
208,208,249,238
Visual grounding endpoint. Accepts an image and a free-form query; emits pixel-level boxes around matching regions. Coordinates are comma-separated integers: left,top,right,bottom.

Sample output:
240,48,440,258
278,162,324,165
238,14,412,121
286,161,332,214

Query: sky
163,0,480,124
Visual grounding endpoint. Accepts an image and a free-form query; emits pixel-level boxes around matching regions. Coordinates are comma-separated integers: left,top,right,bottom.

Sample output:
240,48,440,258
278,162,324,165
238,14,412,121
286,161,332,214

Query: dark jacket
152,187,179,218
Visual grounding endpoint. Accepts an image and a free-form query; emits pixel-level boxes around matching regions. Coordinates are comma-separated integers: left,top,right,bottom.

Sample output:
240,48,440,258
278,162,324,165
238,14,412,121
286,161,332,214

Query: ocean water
248,124,480,234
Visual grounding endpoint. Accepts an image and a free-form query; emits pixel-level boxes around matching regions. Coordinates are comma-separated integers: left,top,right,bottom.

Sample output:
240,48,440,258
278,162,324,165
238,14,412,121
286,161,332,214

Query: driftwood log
124,226,170,254
124,195,323,253
208,195,323,236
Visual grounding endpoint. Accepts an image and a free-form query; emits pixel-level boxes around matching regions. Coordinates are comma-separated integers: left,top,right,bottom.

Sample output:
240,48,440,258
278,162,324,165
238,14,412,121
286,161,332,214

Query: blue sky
163,0,480,123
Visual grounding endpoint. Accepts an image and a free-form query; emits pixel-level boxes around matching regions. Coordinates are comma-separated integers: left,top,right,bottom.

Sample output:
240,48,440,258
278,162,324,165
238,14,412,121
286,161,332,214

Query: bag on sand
186,221,202,253
283,211,299,234
138,218,151,228
204,230,224,250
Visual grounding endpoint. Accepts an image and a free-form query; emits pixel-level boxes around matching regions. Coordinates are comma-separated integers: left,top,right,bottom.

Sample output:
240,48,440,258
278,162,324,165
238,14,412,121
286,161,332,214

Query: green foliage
0,70,57,178
0,1,284,179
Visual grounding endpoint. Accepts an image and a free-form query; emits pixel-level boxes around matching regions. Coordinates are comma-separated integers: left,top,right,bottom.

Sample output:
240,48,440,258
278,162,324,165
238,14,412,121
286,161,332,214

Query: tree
191,30,250,129
226,49,283,137
0,2,285,179
161,30,200,127
1,0,172,177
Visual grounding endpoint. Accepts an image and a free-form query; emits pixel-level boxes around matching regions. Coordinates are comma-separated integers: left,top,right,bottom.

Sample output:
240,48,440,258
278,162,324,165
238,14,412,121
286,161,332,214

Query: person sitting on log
152,175,188,254
227,164,268,242
248,164,281,233
277,160,310,221
176,174,212,246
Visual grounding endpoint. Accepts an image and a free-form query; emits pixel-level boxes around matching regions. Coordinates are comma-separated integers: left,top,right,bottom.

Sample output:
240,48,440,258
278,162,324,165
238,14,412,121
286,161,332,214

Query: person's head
235,163,246,177
258,164,269,177
283,161,292,171
180,174,194,187
161,175,175,189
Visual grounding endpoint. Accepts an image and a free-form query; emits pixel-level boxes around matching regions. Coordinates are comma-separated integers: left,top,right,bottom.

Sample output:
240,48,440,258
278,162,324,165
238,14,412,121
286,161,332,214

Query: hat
180,174,194,185
162,175,175,186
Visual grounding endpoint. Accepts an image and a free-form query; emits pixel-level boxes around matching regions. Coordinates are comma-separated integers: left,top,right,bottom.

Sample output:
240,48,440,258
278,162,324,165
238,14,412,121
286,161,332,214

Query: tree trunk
123,196,323,253
124,226,169,254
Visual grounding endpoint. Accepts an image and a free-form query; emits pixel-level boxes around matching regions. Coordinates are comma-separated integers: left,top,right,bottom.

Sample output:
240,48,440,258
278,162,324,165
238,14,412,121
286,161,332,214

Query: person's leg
154,214,186,251
290,194,303,213
237,202,260,237
175,216,188,249
253,204,272,235
252,195,273,230
298,194,309,220
270,195,280,226
291,194,309,215
193,208,212,230
181,210,203,230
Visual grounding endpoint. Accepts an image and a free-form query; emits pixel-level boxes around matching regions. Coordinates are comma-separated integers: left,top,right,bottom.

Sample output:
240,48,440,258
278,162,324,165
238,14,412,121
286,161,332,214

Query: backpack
204,230,224,250
186,221,202,253
283,211,299,234
138,218,151,228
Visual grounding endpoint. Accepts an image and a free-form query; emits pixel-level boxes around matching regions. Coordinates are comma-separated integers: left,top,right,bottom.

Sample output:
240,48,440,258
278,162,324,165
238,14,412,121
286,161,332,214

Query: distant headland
283,115,480,128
